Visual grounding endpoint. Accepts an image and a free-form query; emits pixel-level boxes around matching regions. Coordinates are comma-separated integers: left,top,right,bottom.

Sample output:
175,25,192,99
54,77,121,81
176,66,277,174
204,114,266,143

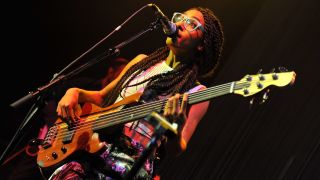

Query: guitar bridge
42,125,58,149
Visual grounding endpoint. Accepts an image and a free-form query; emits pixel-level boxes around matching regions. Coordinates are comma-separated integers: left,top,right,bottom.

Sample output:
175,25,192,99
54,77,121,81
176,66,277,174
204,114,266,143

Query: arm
181,99,209,150
56,54,147,120
164,87,209,153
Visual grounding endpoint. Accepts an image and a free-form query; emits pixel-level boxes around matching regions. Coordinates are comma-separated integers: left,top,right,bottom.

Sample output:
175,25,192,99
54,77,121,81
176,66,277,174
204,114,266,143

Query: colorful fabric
48,60,205,179
49,161,85,179
49,138,153,179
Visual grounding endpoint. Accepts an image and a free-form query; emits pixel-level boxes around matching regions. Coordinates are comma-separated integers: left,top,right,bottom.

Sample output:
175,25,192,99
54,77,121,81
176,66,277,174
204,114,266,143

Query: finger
179,93,188,115
56,105,61,117
75,113,81,121
56,102,64,117
164,97,173,116
61,106,68,119
74,104,81,120
172,93,180,116
67,107,76,122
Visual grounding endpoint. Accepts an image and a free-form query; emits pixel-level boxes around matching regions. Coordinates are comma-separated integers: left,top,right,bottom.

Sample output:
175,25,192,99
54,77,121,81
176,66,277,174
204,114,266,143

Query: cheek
180,32,202,47
166,31,202,49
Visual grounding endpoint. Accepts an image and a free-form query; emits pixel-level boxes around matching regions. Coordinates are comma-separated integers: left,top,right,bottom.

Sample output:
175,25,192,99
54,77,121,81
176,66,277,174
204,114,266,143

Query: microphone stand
0,18,161,165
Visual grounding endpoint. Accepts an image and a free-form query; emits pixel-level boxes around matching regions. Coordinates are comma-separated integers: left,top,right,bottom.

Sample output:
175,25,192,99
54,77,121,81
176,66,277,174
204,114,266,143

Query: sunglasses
171,12,204,32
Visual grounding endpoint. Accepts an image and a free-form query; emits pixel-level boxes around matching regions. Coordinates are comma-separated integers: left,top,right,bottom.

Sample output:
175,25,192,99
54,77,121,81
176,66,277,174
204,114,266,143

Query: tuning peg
270,68,275,73
259,89,270,104
278,66,288,72
249,96,255,109
257,69,263,74
248,88,271,108
270,68,279,80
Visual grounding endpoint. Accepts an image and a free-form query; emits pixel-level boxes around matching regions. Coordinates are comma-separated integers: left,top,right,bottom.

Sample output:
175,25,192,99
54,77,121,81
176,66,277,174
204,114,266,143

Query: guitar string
49,72,291,141
52,81,252,140
49,70,293,140
50,81,251,141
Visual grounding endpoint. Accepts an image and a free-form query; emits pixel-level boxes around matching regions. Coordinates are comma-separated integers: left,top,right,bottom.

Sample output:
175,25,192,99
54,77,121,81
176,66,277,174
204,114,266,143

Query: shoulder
195,81,207,90
129,54,148,66
108,54,147,83
187,83,207,93
116,54,147,77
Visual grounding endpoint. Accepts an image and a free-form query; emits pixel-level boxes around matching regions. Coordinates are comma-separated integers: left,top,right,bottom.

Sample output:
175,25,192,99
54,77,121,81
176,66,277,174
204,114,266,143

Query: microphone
148,4,178,38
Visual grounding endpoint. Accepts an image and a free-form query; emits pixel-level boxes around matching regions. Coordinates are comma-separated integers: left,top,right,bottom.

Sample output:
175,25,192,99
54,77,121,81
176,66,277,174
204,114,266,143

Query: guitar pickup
62,129,75,144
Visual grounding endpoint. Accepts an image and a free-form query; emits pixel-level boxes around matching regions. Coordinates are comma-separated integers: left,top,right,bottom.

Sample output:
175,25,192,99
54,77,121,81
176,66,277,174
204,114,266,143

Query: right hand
56,88,81,122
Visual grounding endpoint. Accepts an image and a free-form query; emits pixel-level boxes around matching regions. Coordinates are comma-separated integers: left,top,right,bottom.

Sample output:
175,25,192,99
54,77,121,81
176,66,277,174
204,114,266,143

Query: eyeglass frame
171,12,204,32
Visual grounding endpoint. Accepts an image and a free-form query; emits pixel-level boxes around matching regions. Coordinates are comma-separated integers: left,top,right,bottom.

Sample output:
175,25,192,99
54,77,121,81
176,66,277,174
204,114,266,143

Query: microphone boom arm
2,8,161,166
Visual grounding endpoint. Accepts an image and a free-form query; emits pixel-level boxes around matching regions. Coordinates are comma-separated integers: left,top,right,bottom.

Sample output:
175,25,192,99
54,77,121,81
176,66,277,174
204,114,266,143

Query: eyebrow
182,11,201,21
191,16,201,22
185,13,202,24
181,12,203,25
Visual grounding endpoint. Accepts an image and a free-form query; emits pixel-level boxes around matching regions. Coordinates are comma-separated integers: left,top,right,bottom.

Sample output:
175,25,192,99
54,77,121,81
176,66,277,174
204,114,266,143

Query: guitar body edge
37,128,104,169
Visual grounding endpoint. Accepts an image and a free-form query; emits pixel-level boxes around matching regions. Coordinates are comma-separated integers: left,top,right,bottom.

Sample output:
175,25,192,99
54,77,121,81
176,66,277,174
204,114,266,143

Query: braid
103,47,169,106
103,7,224,106
143,64,198,97
192,7,224,78
103,49,199,106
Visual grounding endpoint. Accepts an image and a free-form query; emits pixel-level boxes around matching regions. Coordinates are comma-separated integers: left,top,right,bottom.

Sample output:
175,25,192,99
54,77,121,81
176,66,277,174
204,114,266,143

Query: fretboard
90,81,240,131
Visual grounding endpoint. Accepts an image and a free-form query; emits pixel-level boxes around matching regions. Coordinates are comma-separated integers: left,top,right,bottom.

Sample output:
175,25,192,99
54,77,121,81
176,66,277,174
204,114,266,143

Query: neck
165,51,179,68
165,51,193,68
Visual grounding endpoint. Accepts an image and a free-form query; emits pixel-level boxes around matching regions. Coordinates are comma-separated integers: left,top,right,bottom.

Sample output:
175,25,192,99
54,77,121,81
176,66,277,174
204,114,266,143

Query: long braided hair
192,7,224,78
103,7,224,107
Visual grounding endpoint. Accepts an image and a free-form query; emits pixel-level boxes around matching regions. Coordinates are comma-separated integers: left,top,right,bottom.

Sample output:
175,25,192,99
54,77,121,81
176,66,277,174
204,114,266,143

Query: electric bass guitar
37,71,296,170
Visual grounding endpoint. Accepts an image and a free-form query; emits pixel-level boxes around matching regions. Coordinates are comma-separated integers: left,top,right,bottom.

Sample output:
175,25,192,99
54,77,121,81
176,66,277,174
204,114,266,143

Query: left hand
163,93,188,130
163,93,188,151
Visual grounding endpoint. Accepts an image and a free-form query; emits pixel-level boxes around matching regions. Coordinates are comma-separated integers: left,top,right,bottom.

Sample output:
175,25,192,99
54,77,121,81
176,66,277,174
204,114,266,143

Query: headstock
234,70,296,97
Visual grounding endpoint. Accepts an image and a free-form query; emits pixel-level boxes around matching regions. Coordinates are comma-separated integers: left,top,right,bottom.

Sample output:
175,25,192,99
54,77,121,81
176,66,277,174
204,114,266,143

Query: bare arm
164,87,209,153
181,99,209,150
56,54,147,120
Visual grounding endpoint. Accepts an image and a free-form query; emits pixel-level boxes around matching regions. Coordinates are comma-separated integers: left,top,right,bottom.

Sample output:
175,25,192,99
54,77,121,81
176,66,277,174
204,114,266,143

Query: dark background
1,0,320,179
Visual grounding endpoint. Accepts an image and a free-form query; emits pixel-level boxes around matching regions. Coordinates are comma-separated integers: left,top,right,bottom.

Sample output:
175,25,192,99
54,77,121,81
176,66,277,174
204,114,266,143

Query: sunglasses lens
184,19,198,31
172,13,184,23
172,13,202,32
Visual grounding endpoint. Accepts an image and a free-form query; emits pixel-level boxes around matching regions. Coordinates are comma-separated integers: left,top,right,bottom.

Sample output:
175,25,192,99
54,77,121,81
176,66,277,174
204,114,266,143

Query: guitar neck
188,82,236,104
38,71,295,169
91,81,238,131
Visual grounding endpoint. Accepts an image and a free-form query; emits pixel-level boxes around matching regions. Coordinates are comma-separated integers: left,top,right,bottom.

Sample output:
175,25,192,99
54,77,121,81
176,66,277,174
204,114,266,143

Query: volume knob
52,152,58,159
61,146,67,153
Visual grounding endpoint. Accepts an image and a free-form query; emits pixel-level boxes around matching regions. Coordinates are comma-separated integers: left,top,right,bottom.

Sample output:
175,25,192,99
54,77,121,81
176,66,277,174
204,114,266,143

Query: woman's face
166,9,204,57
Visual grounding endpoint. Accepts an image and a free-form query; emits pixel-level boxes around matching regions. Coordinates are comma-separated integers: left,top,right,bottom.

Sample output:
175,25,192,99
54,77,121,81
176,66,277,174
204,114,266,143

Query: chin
166,37,173,46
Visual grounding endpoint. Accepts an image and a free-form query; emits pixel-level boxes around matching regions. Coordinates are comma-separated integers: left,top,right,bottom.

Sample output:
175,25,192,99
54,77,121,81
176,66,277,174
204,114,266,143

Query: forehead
183,9,204,25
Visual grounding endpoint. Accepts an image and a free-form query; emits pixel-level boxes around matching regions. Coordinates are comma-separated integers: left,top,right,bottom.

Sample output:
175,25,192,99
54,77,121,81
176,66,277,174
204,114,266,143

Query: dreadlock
103,46,198,106
103,7,224,107
103,46,168,106
192,7,224,78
